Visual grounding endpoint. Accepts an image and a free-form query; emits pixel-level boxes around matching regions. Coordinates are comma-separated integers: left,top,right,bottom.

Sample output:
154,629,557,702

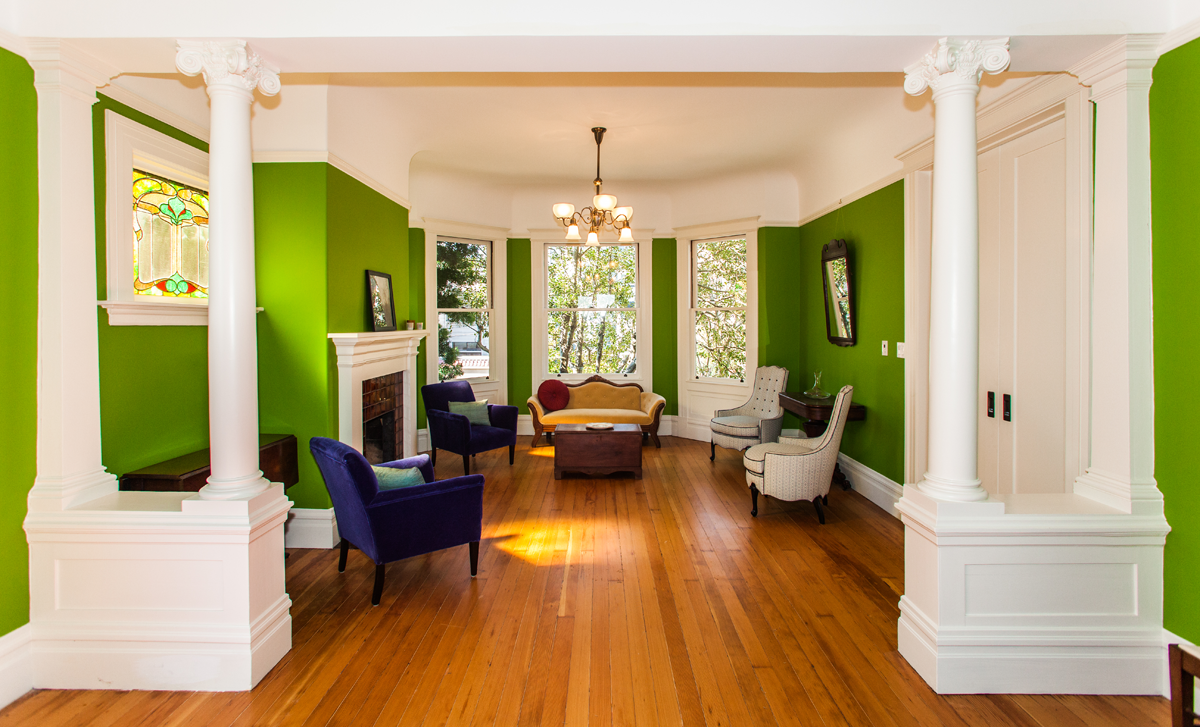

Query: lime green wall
0,48,37,636
758,227,805,428
93,96,212,477
507,239,533,408
1151,36,1200,643
759,182,906,483
410,228,427,428
652,238,679,415
255,163,331,509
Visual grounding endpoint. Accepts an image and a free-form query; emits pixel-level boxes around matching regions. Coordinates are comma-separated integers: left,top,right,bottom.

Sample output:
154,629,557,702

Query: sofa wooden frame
529,375,666,449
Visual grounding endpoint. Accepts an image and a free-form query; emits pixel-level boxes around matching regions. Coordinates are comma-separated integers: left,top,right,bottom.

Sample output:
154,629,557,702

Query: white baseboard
417,427,430,452
517,415,534,437
0,624,32,710
837,452,903,518
284,507,339,549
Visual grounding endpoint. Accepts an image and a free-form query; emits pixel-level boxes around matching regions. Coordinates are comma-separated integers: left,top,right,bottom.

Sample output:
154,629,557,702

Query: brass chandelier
552,127,634,246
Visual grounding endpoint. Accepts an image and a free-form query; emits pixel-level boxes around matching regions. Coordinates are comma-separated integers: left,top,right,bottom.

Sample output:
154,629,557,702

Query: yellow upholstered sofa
527,375,667,448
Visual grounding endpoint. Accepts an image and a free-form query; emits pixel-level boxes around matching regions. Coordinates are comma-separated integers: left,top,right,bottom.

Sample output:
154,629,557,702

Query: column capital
904,37,1010,98
175,40,280,97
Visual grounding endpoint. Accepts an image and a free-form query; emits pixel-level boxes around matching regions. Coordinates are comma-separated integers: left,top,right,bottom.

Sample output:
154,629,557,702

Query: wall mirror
821,239,855,346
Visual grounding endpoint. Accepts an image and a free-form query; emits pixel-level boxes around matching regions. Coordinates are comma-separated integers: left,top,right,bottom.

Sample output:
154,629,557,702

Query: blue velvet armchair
309,437,484,606
422,381,518,476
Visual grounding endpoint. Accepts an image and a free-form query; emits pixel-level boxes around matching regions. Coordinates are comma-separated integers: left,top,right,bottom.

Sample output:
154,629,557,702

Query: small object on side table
554,423,641,480
803,370,830,399
778,392,867,490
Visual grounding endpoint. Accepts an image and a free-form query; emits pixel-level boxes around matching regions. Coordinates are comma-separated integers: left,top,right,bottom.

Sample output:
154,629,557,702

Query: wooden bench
119,433,299,492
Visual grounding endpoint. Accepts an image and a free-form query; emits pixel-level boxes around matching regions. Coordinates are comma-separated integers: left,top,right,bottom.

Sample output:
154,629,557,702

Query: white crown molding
1159,15,1200,56
796,169,908,228
0,625,32,711
672,216,760,240
1068,34,1162,88
0,28,27,58
24,38,119,88
99,82,210,143
422,217,512,240
253,151,410,210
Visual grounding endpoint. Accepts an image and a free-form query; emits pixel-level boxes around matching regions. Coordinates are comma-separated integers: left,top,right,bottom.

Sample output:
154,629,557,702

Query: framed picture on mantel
367,270,397,332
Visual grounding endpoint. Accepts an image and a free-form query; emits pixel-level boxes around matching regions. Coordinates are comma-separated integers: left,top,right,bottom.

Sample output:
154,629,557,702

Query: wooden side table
778,393,867,490
1171,643,1200,726
553,423,642,480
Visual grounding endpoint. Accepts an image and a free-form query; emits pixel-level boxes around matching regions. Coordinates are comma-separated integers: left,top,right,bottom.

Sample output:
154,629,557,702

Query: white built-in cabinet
975,116,1084,496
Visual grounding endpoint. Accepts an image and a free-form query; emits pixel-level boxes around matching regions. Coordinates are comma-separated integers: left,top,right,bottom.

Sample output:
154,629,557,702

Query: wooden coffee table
553,423,642,479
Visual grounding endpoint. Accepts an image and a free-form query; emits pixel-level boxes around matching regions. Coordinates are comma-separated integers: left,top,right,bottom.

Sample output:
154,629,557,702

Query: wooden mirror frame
821,239,856,347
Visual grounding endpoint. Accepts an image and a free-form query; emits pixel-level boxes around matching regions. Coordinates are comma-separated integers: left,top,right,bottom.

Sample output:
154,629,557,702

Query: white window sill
99,300,263,327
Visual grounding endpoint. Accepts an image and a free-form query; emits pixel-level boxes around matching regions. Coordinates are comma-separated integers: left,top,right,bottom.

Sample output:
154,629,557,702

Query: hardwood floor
2,436,1170,726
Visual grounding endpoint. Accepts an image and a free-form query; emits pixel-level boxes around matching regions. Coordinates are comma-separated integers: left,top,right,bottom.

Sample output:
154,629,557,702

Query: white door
977,118,1072,496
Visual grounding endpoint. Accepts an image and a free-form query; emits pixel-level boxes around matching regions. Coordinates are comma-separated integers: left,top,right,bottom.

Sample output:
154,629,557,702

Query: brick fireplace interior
362,371,403,465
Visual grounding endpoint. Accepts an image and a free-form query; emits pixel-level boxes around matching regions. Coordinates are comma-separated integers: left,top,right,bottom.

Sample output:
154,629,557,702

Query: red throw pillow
538,379,570,412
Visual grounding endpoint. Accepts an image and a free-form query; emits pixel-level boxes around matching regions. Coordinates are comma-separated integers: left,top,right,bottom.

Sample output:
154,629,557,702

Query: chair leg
463,453,470,476
372,563,385,606
710,440,716,461
509,444,515,465
337,538,349,573
470,541,480,577
431,448,437,466
813,497,826,525
651,432,661,448
822,494,829,506
750,483,759,517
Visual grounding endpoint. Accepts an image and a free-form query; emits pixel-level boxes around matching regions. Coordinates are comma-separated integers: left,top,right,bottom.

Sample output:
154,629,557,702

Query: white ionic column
176,41,280,500
1069,37,1161,515
26,41,119,512
904,38,1010,502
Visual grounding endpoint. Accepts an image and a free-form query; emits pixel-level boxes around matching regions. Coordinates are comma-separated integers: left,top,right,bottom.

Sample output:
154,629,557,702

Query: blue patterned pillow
371,465,425,490
448,399,490,426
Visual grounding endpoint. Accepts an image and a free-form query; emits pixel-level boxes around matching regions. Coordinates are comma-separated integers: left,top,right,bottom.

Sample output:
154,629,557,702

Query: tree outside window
436,238,490,382
692,237,747,381
546,244,638,375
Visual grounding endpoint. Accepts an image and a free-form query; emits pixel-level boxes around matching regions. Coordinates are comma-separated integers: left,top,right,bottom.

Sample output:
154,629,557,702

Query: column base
199,471,272,501
27,468,118,512
917,472,989,502
896,485,1170,695
25,484,293,691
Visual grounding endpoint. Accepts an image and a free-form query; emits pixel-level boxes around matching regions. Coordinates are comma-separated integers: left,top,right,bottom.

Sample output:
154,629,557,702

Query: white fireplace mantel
328,330,427,459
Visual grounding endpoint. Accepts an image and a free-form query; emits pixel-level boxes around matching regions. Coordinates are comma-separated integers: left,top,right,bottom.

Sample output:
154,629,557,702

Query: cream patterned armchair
709,366,790,460
742,385,853,523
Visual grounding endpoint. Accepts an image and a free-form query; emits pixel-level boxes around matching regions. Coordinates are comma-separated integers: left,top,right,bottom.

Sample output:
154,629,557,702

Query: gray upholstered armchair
709,365,789,460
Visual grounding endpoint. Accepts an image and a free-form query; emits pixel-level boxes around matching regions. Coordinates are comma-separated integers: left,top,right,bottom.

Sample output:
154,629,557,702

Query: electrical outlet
897,342,906,359
881,340,888,356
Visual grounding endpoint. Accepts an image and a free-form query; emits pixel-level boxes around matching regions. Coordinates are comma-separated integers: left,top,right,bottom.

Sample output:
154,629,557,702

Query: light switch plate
881,340,888,356
897,342,906,359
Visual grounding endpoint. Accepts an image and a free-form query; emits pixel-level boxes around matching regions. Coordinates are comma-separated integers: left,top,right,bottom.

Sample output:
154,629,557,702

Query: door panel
978,118,1070,495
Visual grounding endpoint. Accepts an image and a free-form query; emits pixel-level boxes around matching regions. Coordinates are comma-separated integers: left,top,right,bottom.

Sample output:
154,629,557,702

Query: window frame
690,235,750,384
434,235,494,383
101,110,211,326
532,236,651,387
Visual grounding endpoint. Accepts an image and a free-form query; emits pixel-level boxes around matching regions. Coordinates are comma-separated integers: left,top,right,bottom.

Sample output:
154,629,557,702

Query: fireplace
329,330,425,460
362,372,403,465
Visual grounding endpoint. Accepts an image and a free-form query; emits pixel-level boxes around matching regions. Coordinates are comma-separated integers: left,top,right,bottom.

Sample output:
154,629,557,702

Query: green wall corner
1151,36,1200,644
507,239,533,408
759,181,906,483
0,47,38,636
652,238,678,415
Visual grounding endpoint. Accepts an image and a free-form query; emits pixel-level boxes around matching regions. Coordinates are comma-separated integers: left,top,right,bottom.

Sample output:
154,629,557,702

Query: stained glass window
132,170,209,299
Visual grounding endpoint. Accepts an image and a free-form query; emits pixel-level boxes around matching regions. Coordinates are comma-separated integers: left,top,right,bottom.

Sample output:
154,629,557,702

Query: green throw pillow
372,465,425,490
448,399,490,426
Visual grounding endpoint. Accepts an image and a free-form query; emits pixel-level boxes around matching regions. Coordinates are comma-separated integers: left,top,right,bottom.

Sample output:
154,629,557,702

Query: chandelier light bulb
552,203,575,220
586,230,600,246
566,224,581,241
593,194,618,212
614,206,633,221
618,226,634,243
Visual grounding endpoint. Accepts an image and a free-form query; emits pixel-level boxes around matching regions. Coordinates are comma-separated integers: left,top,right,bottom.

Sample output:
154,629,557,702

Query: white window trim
423,219,508,404
530,228,653,390
689,234,752,385
100,110,211,326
